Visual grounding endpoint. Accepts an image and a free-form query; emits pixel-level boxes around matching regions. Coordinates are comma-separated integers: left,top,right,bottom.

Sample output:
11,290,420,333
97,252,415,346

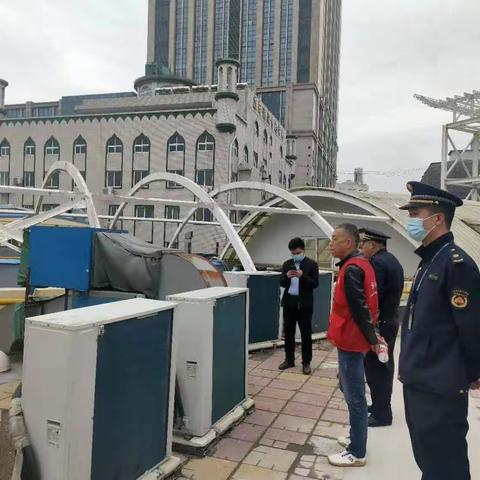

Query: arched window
134,133,150,153
166,132,186,188
168,133,185,152
105,135,123,188
280,146,283,159
263,130,268,145
45,137,59,155
74,135,87,155
0,139,10,156
106,135,123,154
254,121,259,137
243,146,249,164
24,138,35,156
232,139,239,157
197,131,215,152
132,134,151,186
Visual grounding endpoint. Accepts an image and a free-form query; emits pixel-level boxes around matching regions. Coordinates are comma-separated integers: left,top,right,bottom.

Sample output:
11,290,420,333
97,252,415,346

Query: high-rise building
146,0,342,187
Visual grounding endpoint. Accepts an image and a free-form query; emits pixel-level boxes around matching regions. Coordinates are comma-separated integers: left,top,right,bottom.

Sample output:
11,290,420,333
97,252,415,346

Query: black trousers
364,321,398,423
283,294,312,365
403,385,470,480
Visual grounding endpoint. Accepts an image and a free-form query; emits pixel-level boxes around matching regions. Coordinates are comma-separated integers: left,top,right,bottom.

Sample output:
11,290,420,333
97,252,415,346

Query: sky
1,0,480,193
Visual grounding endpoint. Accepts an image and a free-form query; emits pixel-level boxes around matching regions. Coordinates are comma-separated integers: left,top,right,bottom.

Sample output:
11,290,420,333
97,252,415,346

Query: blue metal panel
312,273,332,334
247,275,280,344
212,293,246,424
29,227,108,291
91,310,173,480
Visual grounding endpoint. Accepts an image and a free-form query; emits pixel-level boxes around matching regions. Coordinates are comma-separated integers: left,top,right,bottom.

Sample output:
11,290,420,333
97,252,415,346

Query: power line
338,167,426,178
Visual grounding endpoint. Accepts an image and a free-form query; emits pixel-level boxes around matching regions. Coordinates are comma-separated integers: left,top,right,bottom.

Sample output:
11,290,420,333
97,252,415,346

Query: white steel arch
168,181,334,250
35,161,100,227
109,172,257,271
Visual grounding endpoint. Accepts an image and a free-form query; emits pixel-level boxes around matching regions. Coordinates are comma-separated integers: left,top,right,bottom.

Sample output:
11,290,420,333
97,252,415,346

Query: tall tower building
146,0,342,187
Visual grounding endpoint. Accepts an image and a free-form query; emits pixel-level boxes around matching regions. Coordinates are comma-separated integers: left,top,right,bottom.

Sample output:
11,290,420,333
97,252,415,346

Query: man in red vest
327,223,383,467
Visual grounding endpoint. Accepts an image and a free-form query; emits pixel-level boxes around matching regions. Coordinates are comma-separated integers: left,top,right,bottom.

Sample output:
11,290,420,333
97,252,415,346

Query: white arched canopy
109,172,257,271
167,181,335,253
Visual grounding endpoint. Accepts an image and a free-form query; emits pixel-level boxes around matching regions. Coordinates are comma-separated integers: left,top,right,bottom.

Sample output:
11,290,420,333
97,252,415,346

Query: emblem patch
451,290,468,309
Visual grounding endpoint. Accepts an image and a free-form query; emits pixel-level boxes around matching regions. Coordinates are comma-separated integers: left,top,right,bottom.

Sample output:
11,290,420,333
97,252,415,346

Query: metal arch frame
35,161,100,227
220,186,417,261
167,182,335,254
109,172,256,271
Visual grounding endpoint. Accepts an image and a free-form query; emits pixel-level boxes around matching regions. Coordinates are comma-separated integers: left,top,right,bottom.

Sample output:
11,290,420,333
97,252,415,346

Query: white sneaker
328,449,366,467
337,434,350,447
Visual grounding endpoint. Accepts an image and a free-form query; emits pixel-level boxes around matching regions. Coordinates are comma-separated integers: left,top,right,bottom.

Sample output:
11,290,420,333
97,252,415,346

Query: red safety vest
327,256,379,353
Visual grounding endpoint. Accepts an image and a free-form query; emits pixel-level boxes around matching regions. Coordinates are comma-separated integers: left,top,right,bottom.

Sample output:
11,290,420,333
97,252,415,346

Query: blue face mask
406,215,437,242
291,253,305,263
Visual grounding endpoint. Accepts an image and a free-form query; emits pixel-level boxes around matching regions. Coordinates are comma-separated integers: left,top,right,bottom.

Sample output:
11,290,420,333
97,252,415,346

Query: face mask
291,253,305,263
406,215,437,242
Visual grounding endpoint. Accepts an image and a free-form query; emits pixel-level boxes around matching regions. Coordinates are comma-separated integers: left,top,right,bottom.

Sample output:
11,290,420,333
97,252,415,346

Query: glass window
232,139,239,157
297,0,312,83
260,91,286,126
175,0,189,78
133,169,149,185
134,134,150,153
165,205,180,220
32,106,57,117
193,0,209,84
253,151,258,168
0,141,10,156
107,135,123,154
135,205,154,218
279,0,293,85
46,171,60,189
168,133,185,152
74,136,86,155
45,138,60,155
23,171,34,187
263,130,268,145
0,172,9,185
196,169,214,186
195,208,213,222
6,108,25,118
167,169,184,189
42,203,59,211
254,121,259,137
108,204,119,216
261,0,275,86
106,170,122,188
240,0,257,84
243,146,249,164
24,139,36,156
197,132,215,151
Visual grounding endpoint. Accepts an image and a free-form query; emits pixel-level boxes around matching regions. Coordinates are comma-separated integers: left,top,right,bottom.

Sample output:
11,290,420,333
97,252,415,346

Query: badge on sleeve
451,290,469,309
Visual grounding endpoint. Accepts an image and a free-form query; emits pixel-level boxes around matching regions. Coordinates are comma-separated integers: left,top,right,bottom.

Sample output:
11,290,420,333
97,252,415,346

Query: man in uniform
279,237,319,375
399,181,480,480
359,228,404,427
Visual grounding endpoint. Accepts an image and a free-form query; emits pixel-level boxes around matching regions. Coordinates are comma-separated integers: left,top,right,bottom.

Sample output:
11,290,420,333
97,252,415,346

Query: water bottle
377,344,389,363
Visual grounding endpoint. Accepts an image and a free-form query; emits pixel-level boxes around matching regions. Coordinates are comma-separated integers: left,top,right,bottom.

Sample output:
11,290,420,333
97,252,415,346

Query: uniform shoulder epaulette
449,246,465,264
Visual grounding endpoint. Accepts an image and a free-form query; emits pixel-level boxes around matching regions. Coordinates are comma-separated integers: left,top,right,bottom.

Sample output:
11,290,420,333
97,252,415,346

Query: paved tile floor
1,341,480,480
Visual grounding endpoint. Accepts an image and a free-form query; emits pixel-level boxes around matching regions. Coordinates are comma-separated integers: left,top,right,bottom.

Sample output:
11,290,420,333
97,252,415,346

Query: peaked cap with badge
399,181,463,211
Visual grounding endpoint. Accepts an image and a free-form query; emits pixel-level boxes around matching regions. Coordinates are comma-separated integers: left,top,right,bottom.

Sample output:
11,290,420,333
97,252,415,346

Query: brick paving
1,339,479,479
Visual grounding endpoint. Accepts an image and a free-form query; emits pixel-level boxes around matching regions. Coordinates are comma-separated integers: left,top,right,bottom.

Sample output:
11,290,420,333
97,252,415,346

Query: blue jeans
338,349,368,458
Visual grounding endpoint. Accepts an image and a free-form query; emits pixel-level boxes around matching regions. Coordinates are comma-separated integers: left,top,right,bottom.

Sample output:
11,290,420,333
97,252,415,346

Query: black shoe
302,364,312,375
278,360,295,370
368,416,392,427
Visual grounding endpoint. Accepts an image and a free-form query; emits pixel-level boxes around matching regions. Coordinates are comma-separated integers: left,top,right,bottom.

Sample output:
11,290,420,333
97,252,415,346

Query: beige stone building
146,0,342,188
0,61,293,254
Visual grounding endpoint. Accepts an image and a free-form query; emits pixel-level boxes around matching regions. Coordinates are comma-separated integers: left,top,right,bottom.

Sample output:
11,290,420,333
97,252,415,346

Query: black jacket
400,232,480,394
337,252,378,345
280,256,319,310
370,249,404,323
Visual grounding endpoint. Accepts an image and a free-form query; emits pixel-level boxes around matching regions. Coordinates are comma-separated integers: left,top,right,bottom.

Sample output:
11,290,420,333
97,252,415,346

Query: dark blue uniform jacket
399,232,480,395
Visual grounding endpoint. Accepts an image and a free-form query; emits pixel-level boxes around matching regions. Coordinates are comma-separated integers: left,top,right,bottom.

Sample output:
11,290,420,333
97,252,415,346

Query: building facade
147,0,342,188
0,62,293,255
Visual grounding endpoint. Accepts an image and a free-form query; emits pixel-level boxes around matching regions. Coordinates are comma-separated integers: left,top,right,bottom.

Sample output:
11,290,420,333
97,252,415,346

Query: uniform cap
399,181,463,210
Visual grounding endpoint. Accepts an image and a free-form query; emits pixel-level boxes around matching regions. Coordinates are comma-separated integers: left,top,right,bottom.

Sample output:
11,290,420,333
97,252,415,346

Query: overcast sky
1,0,480,193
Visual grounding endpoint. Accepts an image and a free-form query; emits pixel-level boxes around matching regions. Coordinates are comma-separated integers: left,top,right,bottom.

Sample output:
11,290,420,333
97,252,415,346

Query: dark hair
336,223,360,247
288,237,305,250
426,205,454,229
